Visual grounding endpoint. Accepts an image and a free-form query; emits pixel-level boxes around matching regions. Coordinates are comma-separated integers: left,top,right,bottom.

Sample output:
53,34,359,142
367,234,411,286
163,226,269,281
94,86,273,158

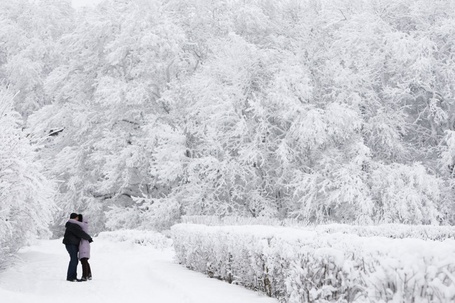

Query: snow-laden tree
370,162,440,224
439,130,455,223
0,87,56,267
119,0,454,225
20,0,455,228
0,0,74,118
282,105,373,223
154,33,283,220
28,0,188,232
321,0,455,222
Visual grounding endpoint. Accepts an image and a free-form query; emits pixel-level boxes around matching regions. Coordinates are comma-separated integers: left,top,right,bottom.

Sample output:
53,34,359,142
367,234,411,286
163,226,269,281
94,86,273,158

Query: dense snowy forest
2,0,455,262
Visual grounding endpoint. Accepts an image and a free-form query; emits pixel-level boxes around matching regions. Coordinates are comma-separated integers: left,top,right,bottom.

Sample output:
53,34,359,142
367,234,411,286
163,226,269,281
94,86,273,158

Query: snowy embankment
0,230,277,303
171,224,455,303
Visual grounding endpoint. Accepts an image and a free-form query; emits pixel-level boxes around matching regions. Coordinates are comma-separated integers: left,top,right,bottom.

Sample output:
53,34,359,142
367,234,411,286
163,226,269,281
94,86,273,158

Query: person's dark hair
70,213,78,219
78,214,83,222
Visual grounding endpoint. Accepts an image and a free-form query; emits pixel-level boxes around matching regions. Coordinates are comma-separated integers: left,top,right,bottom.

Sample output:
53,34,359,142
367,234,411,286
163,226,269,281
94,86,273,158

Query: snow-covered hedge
181,215,302,226
182,216,455,241
313,224,455,241
97,229,171,249
171,224,455,303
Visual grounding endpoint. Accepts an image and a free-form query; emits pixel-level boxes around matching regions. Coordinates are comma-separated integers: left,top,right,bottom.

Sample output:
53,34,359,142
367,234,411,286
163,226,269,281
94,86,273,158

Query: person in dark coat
63,213,93,282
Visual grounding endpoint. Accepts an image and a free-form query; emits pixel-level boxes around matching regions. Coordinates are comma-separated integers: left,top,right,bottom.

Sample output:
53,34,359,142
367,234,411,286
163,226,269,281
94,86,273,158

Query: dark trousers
65,244,79,280
80,258,92,279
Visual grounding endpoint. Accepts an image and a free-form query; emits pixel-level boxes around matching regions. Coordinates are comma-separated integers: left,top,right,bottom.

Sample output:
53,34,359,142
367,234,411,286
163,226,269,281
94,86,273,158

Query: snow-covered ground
0,237,277,303
71,0,103,8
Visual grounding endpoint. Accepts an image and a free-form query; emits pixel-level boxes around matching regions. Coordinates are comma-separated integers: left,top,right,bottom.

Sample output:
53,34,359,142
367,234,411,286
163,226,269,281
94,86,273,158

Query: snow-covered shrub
181,217,455,241
181,215,303,227
97,229,171,249
370,163,441,224
104,206,144,231
313,223,455,241
171,224,455,303
105,196,182,232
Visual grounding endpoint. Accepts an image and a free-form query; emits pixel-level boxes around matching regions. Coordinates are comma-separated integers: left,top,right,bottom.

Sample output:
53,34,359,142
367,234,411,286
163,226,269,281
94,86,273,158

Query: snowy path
0,238,278,303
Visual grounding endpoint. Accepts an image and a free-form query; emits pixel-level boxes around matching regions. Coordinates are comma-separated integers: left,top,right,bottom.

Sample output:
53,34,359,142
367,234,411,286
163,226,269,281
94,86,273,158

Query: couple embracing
62,213,93,282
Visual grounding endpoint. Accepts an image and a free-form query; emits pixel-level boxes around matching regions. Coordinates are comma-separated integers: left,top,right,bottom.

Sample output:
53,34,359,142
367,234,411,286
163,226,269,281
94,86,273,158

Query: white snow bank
97,229,171,248
171,224,455,303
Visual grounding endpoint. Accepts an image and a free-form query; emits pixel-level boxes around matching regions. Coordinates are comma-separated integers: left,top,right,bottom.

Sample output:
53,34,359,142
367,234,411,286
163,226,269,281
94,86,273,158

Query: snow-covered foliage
27,0,187,233
172,224,455,303
0,0,453,230
97,229,171,249
312,224,455,241
0,0,74,118
181,216,455,241
181,215,303,227
0,87,55,268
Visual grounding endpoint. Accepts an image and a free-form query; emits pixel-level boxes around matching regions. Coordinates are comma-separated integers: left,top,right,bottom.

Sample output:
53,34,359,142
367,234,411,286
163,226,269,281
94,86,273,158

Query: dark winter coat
62,220,93,246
